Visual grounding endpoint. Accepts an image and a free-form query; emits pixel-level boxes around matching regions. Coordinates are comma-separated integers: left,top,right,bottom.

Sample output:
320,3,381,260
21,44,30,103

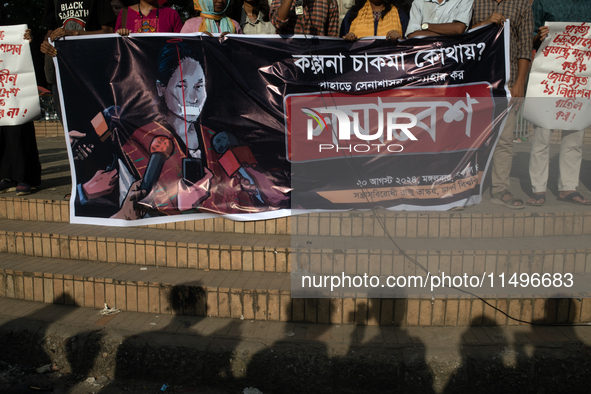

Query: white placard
0,24,41,125
522,22,591,131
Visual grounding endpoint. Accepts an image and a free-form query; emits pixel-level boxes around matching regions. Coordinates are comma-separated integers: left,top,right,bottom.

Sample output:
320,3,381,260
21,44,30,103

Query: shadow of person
243,298,332,393
443,315,528,394
0,293,104,393
113,283,242,391
332,299,435,394
520,298,591,393
245,297,436,393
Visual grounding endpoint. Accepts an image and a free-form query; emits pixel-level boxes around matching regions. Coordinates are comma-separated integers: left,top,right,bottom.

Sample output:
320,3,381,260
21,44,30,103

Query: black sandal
557,192,591,205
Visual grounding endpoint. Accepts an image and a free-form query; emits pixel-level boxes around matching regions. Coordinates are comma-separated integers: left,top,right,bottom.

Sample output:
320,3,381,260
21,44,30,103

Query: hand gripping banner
54,24,510,226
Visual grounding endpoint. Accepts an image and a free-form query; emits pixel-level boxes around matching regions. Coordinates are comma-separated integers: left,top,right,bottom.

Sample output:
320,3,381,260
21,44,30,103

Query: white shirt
240,8,276,35
405,0,474,36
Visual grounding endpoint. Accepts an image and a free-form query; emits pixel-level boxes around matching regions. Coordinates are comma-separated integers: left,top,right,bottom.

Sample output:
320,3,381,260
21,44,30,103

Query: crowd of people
0,0,589,211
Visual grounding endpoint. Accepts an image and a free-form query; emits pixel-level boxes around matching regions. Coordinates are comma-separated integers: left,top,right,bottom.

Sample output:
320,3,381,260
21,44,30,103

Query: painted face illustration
158,58,207,123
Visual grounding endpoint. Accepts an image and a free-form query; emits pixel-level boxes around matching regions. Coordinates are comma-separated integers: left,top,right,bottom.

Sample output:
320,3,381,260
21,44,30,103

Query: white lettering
387,144,403,152
387,113,418,141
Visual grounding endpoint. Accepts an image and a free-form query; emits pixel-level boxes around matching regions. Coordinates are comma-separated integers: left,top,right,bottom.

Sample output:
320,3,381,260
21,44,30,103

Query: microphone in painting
212,132,264,204
140,136,174,192
90,106,123,143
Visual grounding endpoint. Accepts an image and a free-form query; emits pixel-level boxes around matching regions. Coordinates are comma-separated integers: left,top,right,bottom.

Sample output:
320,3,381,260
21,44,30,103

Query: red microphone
139,136,174,192
218,146,264,203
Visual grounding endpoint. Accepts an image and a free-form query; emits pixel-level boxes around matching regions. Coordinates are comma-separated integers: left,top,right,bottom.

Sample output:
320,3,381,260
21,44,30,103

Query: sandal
557,192,591,205
491,190,525,209
526,193,546,206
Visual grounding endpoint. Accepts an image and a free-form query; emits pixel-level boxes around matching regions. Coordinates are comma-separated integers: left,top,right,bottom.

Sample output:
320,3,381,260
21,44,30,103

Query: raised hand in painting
111,180,147,220
239,164,290,206
177,168,213,211
82,169,118,201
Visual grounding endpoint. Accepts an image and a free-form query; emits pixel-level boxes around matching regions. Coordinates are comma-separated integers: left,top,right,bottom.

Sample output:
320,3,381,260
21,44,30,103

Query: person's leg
0,123,41,195
52,83,63,123
491,106,523,207
558,129,589,204
0,127,17,192
526,127,551,205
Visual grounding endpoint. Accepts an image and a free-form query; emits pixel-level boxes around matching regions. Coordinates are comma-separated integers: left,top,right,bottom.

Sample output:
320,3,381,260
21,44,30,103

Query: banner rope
176,45,190,158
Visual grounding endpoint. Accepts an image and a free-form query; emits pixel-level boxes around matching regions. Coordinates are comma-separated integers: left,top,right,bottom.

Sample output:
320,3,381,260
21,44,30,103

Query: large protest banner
54,24,509,226
523,22,591,130
0,24,41,125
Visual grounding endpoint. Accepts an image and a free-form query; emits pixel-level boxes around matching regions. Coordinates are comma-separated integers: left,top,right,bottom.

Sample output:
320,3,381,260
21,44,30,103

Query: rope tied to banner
175,44,190,158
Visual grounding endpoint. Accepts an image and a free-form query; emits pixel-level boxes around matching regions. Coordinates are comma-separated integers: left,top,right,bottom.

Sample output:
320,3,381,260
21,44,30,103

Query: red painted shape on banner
219,150,241,177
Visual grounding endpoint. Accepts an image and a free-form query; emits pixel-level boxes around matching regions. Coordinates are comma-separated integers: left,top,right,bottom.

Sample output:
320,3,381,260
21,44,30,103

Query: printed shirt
406,0,474,36
115,7,183,33
532,0,591,31
240,8,276,34
471,0,533,88
42,0,116,31
270,0,340,37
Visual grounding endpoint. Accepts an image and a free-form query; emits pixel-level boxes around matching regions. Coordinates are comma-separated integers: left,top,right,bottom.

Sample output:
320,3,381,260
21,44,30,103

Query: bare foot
526,193,545,206
501,192,523,207
491,191,524,209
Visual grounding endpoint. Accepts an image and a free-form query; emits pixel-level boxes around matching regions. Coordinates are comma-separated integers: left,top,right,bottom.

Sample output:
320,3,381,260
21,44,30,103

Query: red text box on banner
286,83,495,163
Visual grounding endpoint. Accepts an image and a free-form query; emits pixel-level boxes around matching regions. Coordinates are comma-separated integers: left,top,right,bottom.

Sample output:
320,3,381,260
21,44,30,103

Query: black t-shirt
42,0,115,31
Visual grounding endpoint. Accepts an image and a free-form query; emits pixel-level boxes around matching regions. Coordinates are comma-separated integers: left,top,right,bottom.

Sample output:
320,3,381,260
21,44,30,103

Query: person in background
228,0,275,34
471,0,533,209
0,12,42,196
111,0,125,15
40,0,116,120
115,0,183,35
181,0,243,34
526,0,591,206
340,0,409,41
405,0,473,38
270,0,339,36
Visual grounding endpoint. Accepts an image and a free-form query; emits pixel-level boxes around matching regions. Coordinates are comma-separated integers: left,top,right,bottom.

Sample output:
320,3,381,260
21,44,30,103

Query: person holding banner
270,0,339,36
526,0,591,206
0,21,42,196
181,0,243,34
405,0,473,38
115,0,183,36
471,0,533,209
340,0,409,41
40,0,116,121
228,0,275,34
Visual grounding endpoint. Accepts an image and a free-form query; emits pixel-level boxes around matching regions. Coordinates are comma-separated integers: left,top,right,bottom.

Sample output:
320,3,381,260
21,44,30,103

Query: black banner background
54,24,509,224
